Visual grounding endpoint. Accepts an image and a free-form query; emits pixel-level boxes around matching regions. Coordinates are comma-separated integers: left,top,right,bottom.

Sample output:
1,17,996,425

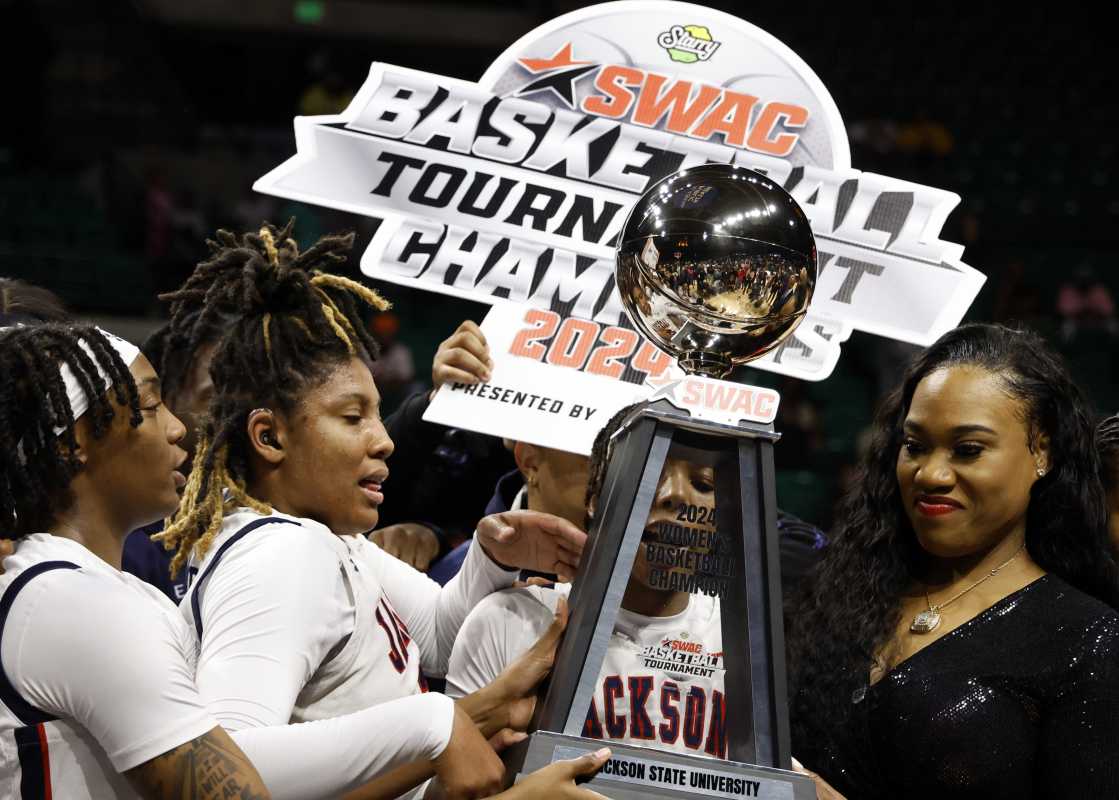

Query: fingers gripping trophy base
505,732,816,800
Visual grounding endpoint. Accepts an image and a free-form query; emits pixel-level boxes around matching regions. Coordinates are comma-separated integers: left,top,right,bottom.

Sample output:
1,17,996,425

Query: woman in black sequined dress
788,324,1119,799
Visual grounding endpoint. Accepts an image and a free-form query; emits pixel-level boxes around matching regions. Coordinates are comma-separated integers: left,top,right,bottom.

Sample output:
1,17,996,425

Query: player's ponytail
155,221,389,575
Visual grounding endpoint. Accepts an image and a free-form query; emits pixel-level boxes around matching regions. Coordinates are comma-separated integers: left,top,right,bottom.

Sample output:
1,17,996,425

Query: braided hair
0,324,141,538
155,221,390,576
1100,414,1119,492
583,402,644,529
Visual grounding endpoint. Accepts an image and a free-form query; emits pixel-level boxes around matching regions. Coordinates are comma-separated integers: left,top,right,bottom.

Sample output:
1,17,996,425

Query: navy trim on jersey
189,517,299,639
0,561,80,726
15,723,49,799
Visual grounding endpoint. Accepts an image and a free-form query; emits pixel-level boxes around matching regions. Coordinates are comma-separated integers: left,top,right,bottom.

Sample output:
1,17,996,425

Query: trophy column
502,401,814,799
714,414,789,769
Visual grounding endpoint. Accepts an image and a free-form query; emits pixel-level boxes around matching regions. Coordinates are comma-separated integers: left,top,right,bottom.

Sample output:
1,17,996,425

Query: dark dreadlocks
155,221,389,576
142,287,234,406
0,324,141,538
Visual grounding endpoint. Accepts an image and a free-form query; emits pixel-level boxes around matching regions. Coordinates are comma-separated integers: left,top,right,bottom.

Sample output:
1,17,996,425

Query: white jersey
447,584,729,758
0,535,215,800
183,507,519,793
0,531,470,800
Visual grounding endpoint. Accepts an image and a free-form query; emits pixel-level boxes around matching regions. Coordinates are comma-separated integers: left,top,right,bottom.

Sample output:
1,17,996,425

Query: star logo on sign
515,42,597,109
646,374,682,399
518,43,590,74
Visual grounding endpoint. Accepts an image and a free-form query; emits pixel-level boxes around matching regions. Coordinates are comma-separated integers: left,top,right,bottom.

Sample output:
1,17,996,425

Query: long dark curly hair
788,322,1119,743
1099,414,1119,493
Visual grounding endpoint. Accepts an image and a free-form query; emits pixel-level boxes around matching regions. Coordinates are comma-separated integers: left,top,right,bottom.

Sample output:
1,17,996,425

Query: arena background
2,0,1114,531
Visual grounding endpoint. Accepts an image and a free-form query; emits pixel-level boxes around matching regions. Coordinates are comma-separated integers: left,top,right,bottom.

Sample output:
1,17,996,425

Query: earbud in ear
262,432,280,449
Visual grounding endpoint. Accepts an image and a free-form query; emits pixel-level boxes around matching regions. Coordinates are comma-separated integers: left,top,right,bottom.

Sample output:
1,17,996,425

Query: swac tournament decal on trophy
640,637,725,679
255,0,983,384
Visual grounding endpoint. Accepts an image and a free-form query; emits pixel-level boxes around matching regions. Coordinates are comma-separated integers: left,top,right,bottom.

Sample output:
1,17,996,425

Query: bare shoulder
125,725,271,800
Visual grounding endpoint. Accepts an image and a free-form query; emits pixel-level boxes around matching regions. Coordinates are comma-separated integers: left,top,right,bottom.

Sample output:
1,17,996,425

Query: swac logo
648,373,781,426
658,24,721,63
255,0,984,385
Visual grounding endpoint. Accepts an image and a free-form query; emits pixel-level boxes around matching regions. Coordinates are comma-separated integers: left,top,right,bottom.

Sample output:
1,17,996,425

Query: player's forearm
339,760,435,800
230,693,454,800
455,682,512,739
125,726,271,800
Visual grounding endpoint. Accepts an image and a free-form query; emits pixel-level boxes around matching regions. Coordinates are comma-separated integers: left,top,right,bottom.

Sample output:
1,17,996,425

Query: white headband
52,327,142,434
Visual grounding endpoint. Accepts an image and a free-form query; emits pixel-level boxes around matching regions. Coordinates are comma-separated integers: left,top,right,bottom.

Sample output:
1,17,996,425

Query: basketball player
0,322,270,799
155,223,587,798
447,405,732,759
0,320,601,800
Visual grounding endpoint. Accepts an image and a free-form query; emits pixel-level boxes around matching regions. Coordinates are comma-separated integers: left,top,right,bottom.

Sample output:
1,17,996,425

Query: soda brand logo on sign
658,24,722,63
255,0,984,384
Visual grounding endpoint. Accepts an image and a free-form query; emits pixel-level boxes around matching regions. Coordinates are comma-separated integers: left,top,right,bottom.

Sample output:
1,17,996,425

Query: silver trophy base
505,731,817,799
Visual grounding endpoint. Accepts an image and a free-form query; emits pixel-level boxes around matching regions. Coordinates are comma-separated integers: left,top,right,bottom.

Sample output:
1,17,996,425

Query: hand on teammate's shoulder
476,510,586,582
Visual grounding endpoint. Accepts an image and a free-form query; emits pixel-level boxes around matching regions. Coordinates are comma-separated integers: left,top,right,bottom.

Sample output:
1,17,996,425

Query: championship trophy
503,163,819,799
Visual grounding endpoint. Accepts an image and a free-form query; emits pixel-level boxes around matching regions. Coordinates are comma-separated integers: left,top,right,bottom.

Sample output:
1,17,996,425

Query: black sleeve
378,392,515,551
384,391,445,458
775,509,827,602
378,391,447,530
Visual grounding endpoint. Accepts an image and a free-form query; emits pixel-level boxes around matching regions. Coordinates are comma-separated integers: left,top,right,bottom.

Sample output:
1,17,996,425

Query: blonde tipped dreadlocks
259,226,281,266
262,313,274,359
154,220,390,575
311,272,390,312
319,303,354,353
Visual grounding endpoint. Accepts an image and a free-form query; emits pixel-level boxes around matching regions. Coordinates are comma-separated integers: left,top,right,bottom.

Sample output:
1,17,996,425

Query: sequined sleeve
1035,613,1119,794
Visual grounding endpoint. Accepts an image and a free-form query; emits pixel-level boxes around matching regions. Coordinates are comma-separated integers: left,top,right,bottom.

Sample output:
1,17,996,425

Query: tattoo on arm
125,725,271,800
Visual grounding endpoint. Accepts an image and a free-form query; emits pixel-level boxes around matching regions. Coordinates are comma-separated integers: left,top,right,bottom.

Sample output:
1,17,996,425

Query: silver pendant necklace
910,543,1026,634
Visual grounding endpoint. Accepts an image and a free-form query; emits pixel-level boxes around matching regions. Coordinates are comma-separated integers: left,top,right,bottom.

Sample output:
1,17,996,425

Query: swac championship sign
255,0,983,382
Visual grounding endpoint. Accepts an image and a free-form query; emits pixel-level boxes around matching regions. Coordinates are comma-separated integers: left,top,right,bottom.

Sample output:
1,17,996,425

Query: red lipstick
915,495,963,517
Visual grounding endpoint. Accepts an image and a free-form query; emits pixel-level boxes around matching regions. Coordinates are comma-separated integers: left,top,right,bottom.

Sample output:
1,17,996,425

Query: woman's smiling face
896,365,1048,559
